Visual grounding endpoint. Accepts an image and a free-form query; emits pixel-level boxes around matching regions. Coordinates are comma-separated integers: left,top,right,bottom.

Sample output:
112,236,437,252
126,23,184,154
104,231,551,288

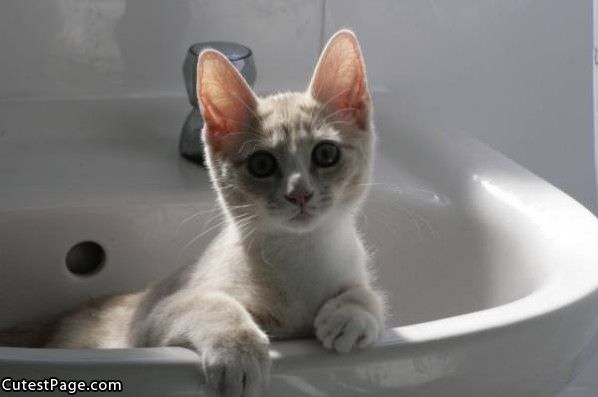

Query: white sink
1,93,597,396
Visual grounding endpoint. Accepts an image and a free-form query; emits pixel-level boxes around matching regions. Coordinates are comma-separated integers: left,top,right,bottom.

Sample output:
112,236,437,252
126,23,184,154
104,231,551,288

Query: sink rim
1,124,597,367
1,96,597,397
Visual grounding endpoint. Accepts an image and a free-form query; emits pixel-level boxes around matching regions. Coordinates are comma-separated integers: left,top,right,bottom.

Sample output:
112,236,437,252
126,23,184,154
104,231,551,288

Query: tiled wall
323,2,596,394
0,1,595,393
324,0,596,215
1,0,593,214
0,0,324,98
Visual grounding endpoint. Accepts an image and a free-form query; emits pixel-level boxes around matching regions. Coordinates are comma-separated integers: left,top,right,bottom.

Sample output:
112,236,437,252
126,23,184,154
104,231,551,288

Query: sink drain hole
65,241,105,276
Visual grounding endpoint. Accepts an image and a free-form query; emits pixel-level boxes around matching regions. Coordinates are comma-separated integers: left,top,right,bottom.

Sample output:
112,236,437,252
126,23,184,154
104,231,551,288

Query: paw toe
333,316,365,353
315,304,381,353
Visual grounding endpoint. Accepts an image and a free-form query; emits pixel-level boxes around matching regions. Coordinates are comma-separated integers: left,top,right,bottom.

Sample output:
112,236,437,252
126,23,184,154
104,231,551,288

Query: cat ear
197,49,257,151
309,30,371,130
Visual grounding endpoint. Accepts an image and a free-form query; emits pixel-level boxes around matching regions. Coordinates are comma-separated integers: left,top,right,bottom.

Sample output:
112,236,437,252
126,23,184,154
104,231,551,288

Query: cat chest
266,250,362,338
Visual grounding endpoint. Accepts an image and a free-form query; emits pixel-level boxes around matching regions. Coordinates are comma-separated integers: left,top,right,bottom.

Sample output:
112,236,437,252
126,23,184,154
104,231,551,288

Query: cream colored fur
2,30,386,397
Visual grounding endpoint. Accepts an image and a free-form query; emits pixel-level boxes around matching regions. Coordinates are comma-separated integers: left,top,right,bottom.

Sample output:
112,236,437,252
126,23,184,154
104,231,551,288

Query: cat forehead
256,92,321,138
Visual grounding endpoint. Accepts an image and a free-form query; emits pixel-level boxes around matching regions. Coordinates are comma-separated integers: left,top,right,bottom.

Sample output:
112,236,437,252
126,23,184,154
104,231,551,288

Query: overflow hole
65,241,105,276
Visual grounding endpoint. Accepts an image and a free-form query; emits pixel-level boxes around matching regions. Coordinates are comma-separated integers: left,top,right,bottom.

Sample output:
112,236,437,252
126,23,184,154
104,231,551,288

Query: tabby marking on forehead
257,93,321,140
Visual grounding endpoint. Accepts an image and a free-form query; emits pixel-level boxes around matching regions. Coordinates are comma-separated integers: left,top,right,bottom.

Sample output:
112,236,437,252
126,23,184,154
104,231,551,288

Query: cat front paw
198,328,270,397
314,301,381,353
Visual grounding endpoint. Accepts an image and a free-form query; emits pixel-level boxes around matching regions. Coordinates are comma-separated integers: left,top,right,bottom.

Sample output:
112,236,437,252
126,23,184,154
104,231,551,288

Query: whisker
313,87,351,114
318,106,358,124
177,212,257,260
177,203,254,233
176,207,221,232
231,91,260,120
200,80,260,120
308,88,352,130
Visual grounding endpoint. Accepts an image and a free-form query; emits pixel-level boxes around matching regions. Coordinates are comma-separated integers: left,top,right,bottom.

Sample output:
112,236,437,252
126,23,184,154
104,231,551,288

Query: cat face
197,30,374,233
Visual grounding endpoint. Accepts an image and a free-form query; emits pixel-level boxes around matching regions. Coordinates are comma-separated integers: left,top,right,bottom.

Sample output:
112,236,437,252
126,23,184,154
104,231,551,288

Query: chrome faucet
179,42,256,166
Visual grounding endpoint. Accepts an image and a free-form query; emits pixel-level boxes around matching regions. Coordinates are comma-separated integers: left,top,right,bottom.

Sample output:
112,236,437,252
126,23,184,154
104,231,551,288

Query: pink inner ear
310,31,370,129
197,50,257,151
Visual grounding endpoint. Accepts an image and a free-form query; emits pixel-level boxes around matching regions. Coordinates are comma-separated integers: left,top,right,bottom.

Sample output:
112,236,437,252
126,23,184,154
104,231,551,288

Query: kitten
1,30,385,397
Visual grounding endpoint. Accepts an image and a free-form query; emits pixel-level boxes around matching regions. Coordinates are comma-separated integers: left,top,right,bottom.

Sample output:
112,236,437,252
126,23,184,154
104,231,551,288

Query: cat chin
260,213,323,234
286,218,319,233
273,221,319,234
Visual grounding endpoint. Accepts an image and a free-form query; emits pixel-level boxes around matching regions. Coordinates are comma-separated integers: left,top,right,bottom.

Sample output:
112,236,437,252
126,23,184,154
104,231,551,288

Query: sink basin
1,93,597,396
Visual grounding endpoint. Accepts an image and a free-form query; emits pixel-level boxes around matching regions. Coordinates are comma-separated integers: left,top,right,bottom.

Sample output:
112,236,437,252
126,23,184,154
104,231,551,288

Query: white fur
14,30,387,397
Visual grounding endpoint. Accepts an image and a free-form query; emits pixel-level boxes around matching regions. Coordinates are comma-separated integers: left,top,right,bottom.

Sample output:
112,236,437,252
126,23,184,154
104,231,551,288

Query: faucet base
179,108,205,167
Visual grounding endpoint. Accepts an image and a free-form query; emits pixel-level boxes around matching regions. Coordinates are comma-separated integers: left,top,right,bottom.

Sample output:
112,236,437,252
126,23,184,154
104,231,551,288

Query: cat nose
285,190,313,207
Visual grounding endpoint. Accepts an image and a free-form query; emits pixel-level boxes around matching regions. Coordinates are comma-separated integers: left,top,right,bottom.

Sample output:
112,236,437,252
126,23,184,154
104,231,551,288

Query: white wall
0,1,595,393
595,0,598,215
325,0,596,214
0,0,323,98
0,0,595,213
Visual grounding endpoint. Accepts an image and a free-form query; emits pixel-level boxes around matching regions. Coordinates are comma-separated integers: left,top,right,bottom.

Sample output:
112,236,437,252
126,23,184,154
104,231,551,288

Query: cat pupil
312,141,340,168
248,151,277,178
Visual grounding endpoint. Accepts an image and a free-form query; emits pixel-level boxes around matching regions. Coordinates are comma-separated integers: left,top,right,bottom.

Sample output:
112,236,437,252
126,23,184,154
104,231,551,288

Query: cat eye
312,141,341,168
247,151,277,178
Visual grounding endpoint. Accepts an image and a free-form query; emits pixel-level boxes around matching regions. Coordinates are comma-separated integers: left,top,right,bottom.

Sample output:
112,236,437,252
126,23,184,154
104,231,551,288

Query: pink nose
285,190,313,207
